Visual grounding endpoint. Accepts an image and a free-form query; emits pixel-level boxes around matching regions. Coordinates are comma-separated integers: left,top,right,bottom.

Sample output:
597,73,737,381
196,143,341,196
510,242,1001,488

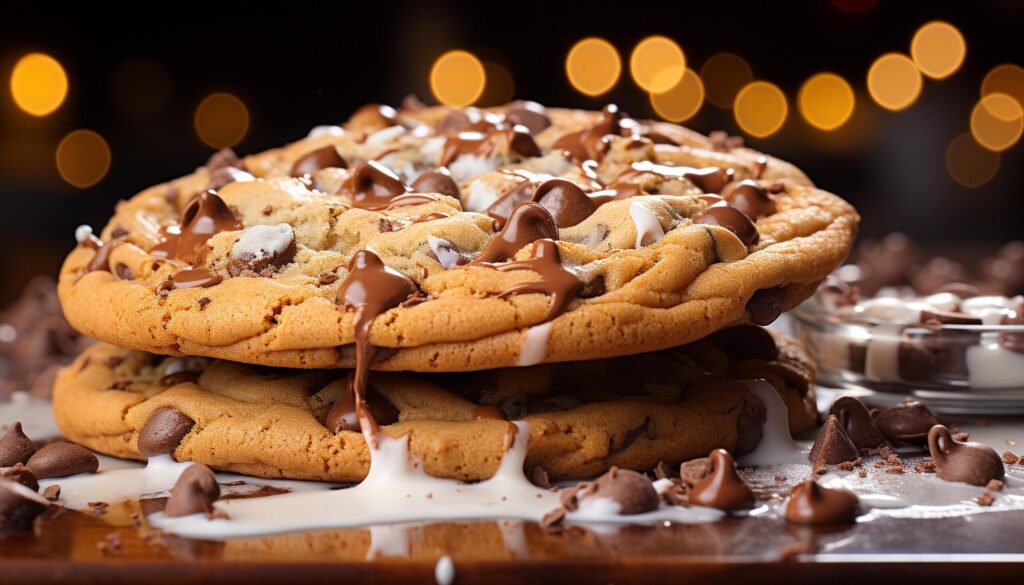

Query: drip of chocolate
474,203,559,264
688,449,754,511
927,425,1005,486
290,146,347,177
327,250,417,445
326,376,400,433
552,104,623,162
151,191,243,265
723,180,776,219
439,128,541,167
340,161,410,209
411,168,460,199
588,181,644,205
85,236,128,274
494,239,583,321
828,396,888,450
784,479,860,524
693,201,759,246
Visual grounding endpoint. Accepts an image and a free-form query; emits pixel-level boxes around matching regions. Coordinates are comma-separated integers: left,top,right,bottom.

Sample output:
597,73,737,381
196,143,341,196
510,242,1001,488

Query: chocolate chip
0,423,37,467
197,297,211,311
505,101,551,134
576,467,659,515
784,479,859,525
928,425,1005,487
688,449,754,511
723,180,776,219
828,396,888,450
164,463,220,517
26,442,99,479
875,400,940,446
110,226,130,238
0,464,38,491
411,168,460,199
532,179,597,227
746,287,786,326
694,201,759,245
0,479,49,530
290,145,347,177
473,203,559,264
809,415,860,465
137,408,196,457
114,263,134,280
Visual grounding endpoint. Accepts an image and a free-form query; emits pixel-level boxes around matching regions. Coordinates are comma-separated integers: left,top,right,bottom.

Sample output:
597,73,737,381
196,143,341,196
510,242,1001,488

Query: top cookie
58,100,859,371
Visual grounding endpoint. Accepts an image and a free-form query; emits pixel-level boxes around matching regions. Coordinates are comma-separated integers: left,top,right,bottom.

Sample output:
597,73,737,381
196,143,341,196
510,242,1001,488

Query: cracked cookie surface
58,101,858,371
53,327,817,482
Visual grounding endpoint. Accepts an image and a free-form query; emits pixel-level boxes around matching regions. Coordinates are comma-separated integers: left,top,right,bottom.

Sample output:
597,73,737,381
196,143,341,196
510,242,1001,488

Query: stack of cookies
49,100,858,487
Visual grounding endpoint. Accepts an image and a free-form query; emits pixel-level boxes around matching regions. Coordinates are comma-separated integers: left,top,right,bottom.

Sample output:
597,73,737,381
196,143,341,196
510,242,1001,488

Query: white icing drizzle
736,380,806,466
517,322,553,366
434,555,455,585
231,224,294,261
428,236,461,269
307,125,344,139
449,155,498,184
628,202,664,248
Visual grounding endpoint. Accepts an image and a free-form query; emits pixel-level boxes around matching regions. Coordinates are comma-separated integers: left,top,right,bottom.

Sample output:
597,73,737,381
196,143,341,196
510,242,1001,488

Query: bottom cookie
52,327,817,482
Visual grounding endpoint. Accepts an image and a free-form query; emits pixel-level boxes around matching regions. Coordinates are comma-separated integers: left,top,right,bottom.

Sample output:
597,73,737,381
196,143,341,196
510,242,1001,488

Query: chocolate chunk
828,396,888,450
0,479,49,531
474,203,559,264
809,415,860,465
693,201,759,245
484,179,538,228
348,104,399,133
505,101,551,134
875,400,940,445
411,168,460,199
688,449,754,511
227,224,297,277
0,423,37,467
326,383,400,434
784,479,859,525
26,442,99,479
159,269,223,292
928,425,1005,487
138,408,196,457
530,466,552,489
0,464,38,491
290,145,347,177
576,467,659,515
150,190,242,265
723,180,776,219
532,179,597,227
678,457,712,487
164,463,220,517
746,287,786,326
340,161,409,209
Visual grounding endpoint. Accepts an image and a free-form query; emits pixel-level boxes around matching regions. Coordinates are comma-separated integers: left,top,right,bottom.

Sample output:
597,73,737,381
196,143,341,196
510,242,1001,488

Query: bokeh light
479,61,514,106
970,93,1024,152
566,38,621,96
650,68,704,122
700,53,753,108
629,36,686,93
798,73,855,131
867,53,922,111
734,81,788,138
946,132,1000,188
10,53,68,117
910,21,966,80
194,92,250,149
429,50,486,107
982,64,1024,108
56,130,111,189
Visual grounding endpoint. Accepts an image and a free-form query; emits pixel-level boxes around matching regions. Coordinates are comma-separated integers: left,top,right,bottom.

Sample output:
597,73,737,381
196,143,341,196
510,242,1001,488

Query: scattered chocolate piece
976,492,995,507
1002,451,1020,465
88,501,109,515
318,272,340,286
784,479,860,525
0,479,49,530
0,464,38,491
574,467,659,515
836,461,855,472
688,449,754,511
809,415,860,465
25,442,99,479
42,484,60,501
0,422,38,467
164,463,221,517
875,400,941,445
928,425,1005,486
914,460,937,473
828,396,888,450
137,408,196,457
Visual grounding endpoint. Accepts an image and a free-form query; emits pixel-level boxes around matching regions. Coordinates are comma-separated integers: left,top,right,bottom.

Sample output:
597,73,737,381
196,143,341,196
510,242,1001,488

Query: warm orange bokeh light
734,81,788,138
480,61,514,105
650,68,704,123
867,53,922,111
10,53,68,117
700,53,753,109
630,36,686,93
910,21,966,80
565,38,621,96
970,93,1024,152
982,64,1024,109
946,132,1000,188
56,130,111,189
798,73,856,131
194,92,250,149
430,50,486,107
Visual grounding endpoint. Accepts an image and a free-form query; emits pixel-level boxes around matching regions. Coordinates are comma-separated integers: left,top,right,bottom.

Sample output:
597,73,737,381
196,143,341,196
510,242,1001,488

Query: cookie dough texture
58,103,858,371
53,333,816,482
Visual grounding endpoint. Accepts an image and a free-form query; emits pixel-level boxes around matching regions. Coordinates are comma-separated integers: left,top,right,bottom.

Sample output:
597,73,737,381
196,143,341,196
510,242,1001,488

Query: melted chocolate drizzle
493,239,582,322
552,104,623,163
474,203,559,264
290,146,347,178
151,191,243,265
340,161,411,209
327,374,400,433
619,161,735,195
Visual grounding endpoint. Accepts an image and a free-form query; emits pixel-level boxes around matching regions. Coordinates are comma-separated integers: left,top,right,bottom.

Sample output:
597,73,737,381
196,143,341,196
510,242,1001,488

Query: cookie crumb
318,272,339,286
837,461,855,472
913,460,936,473
976,492,995,507
773,474,787,482
858,470,868,478
197,297,211,311
1002,451,1020,465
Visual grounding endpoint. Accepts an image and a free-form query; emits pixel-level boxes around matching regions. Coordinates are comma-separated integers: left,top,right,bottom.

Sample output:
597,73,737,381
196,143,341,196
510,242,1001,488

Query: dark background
0,1,1021,303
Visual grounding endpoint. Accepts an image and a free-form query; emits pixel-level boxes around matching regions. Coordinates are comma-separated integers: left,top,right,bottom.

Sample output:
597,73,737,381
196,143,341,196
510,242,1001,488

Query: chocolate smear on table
290,145,347,177
411,168,460,199
137,408,196,457
164,463,221,518
151,191,243,265
693,200,759,245
809,415,859,465
688,449,754,511
492,239,583,322
326,378,400,433
874,400,940,446
552,104,623,162
0,423,38,468
784,479,859,525
928,425,1005,487
828,396,888,450
327,250,417,444
723,180,776,219
474,204,559,265
340,161,410,209
0,464,38,491
26,442,98,479
999,298,1024,353
0,479,49,530
572,467,659,515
